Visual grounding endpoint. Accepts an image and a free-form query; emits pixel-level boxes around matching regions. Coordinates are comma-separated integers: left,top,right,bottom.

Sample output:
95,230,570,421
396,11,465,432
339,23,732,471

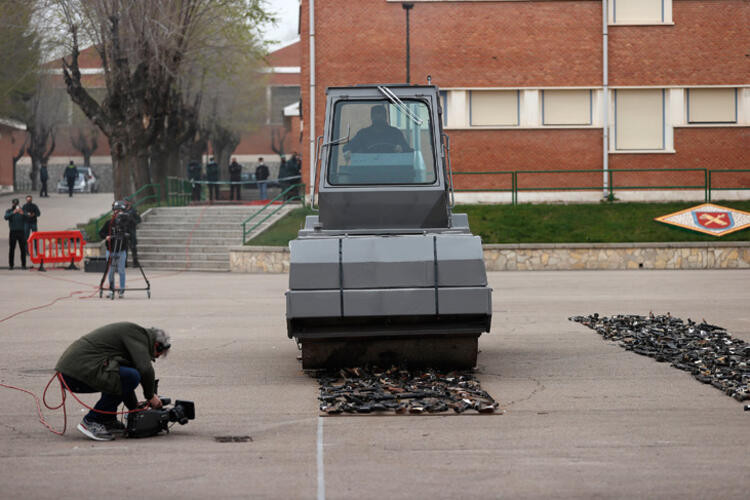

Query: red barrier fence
27,231,86,270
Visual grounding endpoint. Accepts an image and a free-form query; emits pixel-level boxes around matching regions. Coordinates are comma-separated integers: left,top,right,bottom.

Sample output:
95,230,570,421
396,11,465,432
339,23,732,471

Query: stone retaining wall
230,242,750,273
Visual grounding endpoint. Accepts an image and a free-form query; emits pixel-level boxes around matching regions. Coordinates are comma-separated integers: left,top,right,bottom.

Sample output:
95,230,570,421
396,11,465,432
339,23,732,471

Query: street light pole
402,3,414,84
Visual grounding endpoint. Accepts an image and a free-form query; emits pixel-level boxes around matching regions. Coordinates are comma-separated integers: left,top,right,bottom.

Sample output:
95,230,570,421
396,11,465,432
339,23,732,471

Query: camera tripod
98,230,151,300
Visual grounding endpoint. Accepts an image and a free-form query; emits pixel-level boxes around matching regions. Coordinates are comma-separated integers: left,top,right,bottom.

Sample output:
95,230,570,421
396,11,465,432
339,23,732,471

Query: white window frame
609,0,673,26
686,88,738,124
541,89,593,127
469,90,520,127
670,86,750,128
443,88,602,130
610,88,674,153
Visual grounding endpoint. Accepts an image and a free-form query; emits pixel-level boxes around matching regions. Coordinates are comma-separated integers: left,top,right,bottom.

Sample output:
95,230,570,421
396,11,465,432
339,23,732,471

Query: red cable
1,372,150,436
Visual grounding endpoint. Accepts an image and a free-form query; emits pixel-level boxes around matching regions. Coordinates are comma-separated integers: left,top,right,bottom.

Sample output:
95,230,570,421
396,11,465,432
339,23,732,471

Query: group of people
187,154,301,202
4,195,41,270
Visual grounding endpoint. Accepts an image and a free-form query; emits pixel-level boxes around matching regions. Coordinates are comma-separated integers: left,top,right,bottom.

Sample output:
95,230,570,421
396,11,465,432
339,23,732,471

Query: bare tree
270,126,289,159
70,125,99,167
17,77,66,191
54,0,273,199
0,1,41,118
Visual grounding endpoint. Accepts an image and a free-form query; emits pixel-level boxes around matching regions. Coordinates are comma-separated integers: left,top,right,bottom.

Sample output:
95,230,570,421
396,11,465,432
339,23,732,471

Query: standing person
285,152,302,200
22,195,41,261
278,157,292,199
188,160,202,201
99,201,129,298
255,157,270,201
5,199,27,270
55,322,170,441
39,163,49,197
123,200,141,265
64,160,78,197
228,157,242,201
206,156,219,202
22,195,40,240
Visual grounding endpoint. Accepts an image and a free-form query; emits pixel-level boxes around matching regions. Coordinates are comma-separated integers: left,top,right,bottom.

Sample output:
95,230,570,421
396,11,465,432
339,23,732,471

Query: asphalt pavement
1,266,748,499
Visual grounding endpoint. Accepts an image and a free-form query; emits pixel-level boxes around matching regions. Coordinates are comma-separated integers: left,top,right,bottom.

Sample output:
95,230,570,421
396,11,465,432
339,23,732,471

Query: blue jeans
258,181,268,200
61,366,141,422
106,250,127,290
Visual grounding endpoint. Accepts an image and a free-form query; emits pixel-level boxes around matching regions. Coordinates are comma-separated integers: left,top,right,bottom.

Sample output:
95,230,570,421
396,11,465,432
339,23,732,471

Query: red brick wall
300,0,749,193
0,128,25,186
610,0,750,85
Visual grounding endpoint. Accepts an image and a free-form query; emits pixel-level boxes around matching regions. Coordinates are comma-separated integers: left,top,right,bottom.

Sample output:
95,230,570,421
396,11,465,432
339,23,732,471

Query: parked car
57,167,99,193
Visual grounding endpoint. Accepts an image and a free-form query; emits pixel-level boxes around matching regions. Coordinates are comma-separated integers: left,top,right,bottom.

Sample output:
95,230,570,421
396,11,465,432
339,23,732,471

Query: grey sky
261,0,300,49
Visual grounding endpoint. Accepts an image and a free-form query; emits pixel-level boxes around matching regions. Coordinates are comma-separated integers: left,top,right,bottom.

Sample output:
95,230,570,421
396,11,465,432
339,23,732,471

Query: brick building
298,0,749,202
0,119,26,191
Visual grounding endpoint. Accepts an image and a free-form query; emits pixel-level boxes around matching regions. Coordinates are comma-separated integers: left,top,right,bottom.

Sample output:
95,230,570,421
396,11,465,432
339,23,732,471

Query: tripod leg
134,256,151,298
98,249,114,298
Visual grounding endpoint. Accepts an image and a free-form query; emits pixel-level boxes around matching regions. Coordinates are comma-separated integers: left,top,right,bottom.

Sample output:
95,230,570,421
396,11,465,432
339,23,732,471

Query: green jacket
5,208,25,231
55,322,158,399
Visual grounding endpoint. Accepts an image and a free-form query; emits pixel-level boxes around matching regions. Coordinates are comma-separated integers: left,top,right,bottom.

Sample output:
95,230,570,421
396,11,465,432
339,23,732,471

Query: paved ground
0,265,748,499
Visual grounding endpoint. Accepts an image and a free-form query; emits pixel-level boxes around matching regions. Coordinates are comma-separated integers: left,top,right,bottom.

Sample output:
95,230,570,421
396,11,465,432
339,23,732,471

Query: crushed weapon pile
570,313,750,402
318,366,500,415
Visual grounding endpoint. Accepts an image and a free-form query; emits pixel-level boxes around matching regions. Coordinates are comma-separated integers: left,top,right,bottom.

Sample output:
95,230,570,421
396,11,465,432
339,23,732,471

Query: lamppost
402,3,414,84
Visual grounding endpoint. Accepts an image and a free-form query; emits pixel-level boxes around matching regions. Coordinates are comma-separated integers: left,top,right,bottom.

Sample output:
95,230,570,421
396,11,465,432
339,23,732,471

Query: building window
270,85,300,125
469,90,519,126
614,89,665,150
439,90,448,127
687,88,737,124
542,90,592,126
612,0,670,24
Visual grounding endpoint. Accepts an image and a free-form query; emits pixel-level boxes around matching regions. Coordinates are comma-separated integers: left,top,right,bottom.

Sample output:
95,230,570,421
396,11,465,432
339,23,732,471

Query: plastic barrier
27,231,87,271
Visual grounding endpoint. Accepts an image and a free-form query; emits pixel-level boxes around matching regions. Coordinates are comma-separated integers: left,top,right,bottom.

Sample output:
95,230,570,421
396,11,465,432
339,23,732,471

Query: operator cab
315,85,451,232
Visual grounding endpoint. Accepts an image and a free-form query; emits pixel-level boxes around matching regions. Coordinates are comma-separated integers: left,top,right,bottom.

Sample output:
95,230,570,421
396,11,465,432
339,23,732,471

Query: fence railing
166,176,193,207
453,168,749,205
242,183,305,244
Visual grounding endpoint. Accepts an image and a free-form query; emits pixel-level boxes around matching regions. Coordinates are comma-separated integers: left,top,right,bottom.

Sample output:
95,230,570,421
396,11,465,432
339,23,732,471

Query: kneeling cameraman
55,322,170,441
99,200,131,298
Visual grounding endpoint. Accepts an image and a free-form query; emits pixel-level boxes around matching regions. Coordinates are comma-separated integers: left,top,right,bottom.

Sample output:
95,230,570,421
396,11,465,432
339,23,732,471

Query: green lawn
246,201,750,246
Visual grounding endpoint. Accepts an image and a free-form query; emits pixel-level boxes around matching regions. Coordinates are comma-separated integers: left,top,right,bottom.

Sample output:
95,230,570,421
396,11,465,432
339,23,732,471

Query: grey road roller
286,84,492,368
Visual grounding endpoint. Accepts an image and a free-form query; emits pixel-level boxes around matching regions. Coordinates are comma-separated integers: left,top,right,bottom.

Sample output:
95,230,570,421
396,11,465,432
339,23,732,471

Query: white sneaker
77,417,115,441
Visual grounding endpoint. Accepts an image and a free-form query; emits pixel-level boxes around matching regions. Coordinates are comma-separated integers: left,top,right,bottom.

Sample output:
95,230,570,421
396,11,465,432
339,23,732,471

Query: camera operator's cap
112,200,127,211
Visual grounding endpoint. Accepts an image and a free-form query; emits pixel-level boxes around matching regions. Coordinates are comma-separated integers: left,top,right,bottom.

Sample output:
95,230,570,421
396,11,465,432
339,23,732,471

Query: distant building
0,118,26,191
13,41,302,189
298,0,750,201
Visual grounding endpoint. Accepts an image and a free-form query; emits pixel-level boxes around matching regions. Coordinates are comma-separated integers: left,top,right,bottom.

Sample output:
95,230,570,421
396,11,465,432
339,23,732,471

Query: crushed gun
318,366,500,415
571,313,750,403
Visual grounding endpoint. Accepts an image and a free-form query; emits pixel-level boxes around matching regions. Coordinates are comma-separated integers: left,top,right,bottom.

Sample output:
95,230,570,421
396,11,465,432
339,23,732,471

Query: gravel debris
317,366,501,415
570,313,750,402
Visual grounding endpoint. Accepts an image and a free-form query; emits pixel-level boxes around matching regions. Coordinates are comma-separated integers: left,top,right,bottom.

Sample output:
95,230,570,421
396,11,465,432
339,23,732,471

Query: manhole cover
214,435,252,443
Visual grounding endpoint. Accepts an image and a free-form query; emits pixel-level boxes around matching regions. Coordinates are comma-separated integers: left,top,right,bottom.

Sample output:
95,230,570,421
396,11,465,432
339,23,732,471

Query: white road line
317,416,325,500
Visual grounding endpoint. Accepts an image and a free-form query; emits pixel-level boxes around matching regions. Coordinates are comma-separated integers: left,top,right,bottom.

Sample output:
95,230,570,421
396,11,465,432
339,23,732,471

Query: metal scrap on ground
570,313,750,402
317,366,501,415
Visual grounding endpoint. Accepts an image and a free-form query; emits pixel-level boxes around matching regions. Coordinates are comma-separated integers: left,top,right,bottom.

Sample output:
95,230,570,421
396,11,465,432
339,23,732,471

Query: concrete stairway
135,205,294,271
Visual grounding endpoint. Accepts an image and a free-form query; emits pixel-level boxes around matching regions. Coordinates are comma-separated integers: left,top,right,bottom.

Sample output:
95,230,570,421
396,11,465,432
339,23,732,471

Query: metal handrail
707,169,750,203
242,183,306,243
452,168,750,205
166,176,192,207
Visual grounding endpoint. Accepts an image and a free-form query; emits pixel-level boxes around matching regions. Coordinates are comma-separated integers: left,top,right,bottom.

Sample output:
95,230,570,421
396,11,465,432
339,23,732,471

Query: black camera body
125,398,195,438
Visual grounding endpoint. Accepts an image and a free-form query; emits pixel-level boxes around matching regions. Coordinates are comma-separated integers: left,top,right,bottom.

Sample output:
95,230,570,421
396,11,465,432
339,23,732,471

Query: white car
57,167,99,193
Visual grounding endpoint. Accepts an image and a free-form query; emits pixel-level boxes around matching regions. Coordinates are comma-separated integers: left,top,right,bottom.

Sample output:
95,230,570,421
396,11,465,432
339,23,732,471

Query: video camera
126,397,195,438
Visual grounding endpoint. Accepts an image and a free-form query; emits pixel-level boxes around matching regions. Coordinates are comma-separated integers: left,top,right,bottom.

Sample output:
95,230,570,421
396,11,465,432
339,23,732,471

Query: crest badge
655,203,750,237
